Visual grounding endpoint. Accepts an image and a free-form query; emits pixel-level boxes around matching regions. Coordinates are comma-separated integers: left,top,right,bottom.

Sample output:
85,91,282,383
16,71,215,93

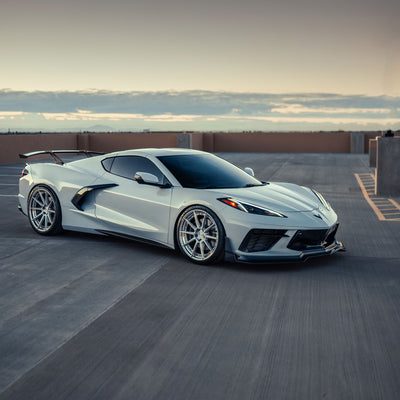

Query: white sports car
18,148,344,264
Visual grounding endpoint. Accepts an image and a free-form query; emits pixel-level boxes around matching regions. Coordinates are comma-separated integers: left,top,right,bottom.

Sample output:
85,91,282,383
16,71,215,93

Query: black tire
175,205,225,265
28,185,63,235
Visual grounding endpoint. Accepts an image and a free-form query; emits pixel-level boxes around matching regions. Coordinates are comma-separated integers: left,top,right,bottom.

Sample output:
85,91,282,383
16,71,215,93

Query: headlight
312,190,331,210
218,197,287,218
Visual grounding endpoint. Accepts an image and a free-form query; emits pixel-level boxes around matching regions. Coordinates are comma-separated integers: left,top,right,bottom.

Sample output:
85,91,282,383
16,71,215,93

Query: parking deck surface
0,153,399,400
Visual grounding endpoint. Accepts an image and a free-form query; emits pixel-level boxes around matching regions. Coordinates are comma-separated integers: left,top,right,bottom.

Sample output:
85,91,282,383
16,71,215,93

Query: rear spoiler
19,150,104,165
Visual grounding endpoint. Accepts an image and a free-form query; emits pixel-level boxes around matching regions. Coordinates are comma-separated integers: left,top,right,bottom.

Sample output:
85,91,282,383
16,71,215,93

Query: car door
94,155,172,245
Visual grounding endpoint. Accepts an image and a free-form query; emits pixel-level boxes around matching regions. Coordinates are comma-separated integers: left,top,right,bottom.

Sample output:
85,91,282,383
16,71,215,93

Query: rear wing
19,150,104,165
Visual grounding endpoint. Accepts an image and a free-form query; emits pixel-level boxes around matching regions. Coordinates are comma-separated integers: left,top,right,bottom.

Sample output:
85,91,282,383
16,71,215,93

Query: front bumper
233,239,345,263
225,221,344,263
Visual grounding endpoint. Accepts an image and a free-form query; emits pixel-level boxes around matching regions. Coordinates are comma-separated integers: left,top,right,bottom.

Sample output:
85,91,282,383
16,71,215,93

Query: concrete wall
375,137,400,196
0,131,383,164
0,133,179,164
369,133,400,169
210,131,350,153
369,138,378,168
82,133,178,153
351,133,365,154
0,134,78,164
177,134,192,149
364,132,381,153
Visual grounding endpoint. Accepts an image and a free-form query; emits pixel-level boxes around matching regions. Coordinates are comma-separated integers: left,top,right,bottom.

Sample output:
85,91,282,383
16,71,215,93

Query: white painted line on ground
0,167,24,170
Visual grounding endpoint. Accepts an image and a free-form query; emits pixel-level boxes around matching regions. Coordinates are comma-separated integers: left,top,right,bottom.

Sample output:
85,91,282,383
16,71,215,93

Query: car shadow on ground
215,252,345,274
28,229,345,274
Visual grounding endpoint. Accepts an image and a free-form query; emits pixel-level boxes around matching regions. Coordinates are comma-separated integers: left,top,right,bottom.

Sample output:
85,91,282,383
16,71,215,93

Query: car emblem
313,213,322,219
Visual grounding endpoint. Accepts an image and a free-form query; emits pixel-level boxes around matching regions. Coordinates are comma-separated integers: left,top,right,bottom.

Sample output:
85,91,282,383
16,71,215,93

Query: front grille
239,229,287,252
287,224,339,251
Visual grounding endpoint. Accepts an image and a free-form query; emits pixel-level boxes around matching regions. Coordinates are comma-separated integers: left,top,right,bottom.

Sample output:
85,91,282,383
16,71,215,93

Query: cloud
0,111,29,118
38,110,200,123
1,89,399,115
224,115,400,126
143,114,200,122
270,103,391,115
0,89,399,131
40,111,145,121
0,89,276,115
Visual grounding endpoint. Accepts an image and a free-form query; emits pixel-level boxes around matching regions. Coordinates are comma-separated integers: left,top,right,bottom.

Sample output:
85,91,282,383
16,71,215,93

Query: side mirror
134,172,171,188
244,167,255,177
134,172,160,185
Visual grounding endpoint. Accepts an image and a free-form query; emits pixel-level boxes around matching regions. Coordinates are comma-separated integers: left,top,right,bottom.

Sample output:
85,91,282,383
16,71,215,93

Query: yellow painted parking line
388,198,400,209
354,174,386,220
354,173,400,221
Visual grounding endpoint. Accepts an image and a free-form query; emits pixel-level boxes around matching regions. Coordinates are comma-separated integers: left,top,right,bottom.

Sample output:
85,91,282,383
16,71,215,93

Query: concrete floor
0,153,399,400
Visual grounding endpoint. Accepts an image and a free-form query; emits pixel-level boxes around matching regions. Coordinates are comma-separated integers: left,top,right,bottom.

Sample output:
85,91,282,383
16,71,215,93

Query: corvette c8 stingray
18,148,344,264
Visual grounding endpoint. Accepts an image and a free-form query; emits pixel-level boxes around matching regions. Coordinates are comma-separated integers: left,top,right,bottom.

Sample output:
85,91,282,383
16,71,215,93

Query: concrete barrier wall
0,131,381,164
211,131,350,153
369,138,378,167
350,133,365,154
375,137,400,196
191,132,204,151
364,132,380,153
0,133,179,164
368,133,400,168
0,134,78,164
82,133,178,153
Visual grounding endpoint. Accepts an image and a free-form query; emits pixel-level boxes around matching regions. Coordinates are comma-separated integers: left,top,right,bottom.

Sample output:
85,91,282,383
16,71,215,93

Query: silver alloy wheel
178,208,220,262
28,187,57,233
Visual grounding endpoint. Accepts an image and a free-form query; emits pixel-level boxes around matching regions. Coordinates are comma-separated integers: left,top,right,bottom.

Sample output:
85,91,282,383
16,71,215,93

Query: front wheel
176,205,225,265
28,185,63,235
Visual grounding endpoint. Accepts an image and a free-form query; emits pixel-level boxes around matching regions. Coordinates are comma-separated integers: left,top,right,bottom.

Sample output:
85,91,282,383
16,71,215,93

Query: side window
101,157,114,172
110,156,166,183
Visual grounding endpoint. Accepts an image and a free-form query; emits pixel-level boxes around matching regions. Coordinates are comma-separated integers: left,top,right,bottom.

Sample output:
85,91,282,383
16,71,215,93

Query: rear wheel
28,185,62,235
176,205,225,264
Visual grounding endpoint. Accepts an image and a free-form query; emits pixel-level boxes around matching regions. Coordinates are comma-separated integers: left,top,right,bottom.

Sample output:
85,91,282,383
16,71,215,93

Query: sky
1,0,399,132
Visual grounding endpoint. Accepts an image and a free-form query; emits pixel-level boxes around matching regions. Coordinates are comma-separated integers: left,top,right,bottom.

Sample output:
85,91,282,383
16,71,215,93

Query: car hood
212,182,321,212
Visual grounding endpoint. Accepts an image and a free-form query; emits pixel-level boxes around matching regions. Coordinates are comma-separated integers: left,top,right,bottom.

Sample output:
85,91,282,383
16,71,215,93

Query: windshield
157,153,264,189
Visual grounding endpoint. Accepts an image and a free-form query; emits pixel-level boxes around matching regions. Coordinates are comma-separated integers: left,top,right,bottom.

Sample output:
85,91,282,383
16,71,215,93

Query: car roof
64,148,208,169
109,148,207,158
